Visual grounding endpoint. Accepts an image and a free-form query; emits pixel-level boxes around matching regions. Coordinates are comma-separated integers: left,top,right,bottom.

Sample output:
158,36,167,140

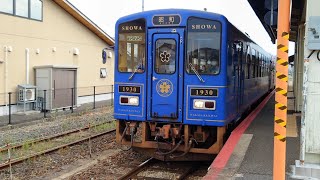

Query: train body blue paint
114,9,274,160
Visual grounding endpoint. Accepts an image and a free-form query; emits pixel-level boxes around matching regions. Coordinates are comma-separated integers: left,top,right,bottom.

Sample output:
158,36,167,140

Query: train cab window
118,19,146,73
186,17,221,75
155,39,176,74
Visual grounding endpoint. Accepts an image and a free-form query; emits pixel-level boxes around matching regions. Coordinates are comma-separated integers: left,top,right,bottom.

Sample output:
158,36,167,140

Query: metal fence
0,85,114,126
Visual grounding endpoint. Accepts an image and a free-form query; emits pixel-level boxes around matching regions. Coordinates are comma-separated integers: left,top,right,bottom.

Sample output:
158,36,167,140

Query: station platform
204,90,300,180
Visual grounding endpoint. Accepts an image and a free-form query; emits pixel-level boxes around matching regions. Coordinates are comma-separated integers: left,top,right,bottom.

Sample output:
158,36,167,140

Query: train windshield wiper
128,63,142,80
128,68,138,80
189,63,205,83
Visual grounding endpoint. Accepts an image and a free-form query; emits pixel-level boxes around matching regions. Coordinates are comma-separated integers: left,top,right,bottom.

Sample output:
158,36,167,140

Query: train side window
265,59,268,76
246,46,251,79
260,55,263,77
262,59,264,77
251,49,256,78
256,53,259,77
262,58,264,76
257,53,260,78
118,19,146,73
263,57,266,76
186,17,221,75
232,42,241,77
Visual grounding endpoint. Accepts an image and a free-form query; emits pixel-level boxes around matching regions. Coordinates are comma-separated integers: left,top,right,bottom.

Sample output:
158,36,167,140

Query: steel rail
177,164,197,180
0,121,114,152
118,158,156,180
0,129,115,170
119,158,197,180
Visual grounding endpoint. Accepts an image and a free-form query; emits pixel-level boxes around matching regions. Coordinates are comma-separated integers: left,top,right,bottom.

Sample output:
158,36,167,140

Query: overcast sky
68,0,294,55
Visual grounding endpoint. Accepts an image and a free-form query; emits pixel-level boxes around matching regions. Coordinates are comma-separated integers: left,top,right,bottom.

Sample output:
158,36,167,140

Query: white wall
302,0,320,163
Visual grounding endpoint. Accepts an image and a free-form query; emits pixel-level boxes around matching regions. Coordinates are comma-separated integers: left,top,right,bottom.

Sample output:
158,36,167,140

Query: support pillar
273,0,291,179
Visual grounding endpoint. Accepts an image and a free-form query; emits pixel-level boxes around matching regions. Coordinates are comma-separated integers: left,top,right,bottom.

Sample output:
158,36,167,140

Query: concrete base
290,160,320,179
14,110,41,116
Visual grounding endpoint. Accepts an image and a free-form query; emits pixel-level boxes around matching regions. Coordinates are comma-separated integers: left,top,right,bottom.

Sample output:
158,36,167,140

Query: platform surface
204,91,300,180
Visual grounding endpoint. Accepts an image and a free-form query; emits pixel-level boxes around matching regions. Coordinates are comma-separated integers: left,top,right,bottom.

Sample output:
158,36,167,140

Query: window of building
0,0,14,14
30,0,42,20
100,68,107,78
16,0,29,18
0,0,42,21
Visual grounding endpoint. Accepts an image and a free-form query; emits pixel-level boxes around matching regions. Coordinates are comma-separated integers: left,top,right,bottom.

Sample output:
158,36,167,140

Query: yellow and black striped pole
273,0,291,179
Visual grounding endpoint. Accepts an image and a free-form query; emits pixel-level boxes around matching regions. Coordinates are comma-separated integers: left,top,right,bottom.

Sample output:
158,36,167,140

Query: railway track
119,158,198,180
0,122,115,170
0,121,114,152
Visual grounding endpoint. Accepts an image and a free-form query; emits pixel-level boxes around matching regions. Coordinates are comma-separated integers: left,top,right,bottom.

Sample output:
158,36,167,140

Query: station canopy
248,0,305,43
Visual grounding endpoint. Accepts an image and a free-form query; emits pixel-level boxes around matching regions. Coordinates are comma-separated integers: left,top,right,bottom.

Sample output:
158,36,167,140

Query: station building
0,0,114,115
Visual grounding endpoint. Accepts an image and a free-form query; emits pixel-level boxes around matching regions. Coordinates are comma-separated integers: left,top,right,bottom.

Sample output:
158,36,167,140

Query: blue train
114,9,274,161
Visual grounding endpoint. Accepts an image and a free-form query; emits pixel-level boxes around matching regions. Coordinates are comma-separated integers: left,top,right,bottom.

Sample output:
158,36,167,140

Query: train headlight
120,96,139,106
129,97,139,105
194,100,205,108
193,99,215,110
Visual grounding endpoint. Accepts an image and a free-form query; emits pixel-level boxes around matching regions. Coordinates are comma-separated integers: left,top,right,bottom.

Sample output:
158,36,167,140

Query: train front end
114,9,229,161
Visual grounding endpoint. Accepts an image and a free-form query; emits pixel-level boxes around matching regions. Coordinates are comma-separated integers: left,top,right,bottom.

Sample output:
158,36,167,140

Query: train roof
116,9,272,57
116,8,227,26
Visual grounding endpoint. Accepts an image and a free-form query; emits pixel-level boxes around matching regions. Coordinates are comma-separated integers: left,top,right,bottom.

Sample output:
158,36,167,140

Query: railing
0,85,114,126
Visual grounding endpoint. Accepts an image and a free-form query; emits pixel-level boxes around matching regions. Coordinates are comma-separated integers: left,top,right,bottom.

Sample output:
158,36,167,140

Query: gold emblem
159,81,171,93
156,79,173,97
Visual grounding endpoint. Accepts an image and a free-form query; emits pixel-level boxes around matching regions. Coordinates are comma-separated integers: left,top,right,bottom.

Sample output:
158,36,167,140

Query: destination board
153,15,181,26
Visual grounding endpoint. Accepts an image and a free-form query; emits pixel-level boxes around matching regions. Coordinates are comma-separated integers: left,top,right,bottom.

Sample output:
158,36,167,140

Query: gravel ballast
0,106,114,148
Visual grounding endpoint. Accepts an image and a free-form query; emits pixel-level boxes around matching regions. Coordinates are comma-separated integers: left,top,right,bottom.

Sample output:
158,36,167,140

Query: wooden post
273,0,291,179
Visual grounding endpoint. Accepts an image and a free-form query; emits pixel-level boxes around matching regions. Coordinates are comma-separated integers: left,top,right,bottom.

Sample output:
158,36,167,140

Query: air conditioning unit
17,85,37,102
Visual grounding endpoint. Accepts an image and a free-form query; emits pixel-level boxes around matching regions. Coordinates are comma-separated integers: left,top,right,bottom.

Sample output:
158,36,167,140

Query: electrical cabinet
34,65,77,110
308,16,320,50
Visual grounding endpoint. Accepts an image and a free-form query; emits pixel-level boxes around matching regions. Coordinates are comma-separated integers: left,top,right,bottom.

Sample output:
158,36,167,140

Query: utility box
17,84,37,112
308,16,320,50
34,65,78,111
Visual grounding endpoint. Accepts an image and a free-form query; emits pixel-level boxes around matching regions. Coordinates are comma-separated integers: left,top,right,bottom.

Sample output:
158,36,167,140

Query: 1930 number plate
119,85,141,94
190,88,218,97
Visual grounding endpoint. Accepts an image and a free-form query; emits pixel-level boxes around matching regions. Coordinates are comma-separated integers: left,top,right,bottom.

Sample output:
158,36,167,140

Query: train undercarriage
116,121,228,161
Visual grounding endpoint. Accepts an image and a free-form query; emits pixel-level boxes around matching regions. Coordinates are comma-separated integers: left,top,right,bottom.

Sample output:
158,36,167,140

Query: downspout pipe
300,56,309,165
4,46,8,106
25,48,30,85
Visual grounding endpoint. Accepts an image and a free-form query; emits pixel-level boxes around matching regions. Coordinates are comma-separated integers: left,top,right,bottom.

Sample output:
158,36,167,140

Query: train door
239,44,246,111
147,29,184,122
233,42,242,114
